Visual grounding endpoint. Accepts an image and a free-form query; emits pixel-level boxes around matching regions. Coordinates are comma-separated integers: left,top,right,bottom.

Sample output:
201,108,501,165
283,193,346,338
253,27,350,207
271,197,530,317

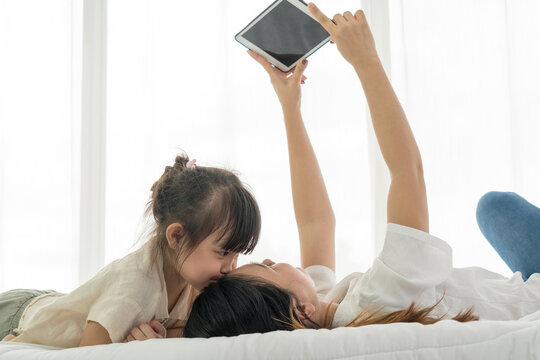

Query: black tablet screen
242,1,329,67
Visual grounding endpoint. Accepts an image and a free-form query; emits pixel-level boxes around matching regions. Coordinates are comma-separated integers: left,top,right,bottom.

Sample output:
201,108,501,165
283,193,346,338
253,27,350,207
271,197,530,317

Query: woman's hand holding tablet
242,1,381,113
306,2,379,68
235,0,331,72
237,0,379,71
247,50,309,113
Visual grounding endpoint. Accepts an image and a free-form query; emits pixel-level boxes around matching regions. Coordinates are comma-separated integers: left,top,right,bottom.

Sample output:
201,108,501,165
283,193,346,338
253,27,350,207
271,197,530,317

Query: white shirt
305,222,540,328
2,241,198,348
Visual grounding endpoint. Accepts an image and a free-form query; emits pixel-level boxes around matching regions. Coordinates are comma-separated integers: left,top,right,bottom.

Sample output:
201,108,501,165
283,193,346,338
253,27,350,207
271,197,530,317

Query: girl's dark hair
144,152,261,279
183,275,479,338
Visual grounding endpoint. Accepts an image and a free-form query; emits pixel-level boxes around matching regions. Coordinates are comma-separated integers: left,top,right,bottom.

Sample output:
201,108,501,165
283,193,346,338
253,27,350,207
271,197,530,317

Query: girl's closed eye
217,250,230,257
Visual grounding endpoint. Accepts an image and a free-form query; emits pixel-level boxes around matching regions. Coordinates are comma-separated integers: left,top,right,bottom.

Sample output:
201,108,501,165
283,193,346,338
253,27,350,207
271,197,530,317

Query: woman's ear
165,223,184,249
294,302,316,321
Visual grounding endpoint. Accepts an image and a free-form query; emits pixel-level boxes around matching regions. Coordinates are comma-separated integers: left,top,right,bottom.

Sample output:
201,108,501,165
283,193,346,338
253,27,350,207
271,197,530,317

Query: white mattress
2,312,540,359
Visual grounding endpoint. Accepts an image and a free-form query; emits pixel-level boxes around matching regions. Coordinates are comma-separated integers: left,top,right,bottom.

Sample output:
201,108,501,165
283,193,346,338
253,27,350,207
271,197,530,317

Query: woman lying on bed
124,2,540,341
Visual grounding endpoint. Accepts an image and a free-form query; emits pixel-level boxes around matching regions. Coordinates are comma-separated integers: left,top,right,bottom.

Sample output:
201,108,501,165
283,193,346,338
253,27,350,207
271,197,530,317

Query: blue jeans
476,191,540,281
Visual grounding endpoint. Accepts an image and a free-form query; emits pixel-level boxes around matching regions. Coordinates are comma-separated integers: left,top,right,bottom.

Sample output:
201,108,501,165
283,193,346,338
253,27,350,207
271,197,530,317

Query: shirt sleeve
86,295,145,343
355,222,453,311
304,264,337,300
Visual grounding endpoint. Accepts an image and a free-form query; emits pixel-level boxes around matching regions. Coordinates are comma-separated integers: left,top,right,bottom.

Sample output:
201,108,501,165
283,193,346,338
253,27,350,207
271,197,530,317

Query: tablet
235,0,331,72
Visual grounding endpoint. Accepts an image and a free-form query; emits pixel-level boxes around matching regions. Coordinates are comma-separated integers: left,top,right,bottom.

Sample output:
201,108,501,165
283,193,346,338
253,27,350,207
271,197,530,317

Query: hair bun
174,155,190,170
149,154,190,193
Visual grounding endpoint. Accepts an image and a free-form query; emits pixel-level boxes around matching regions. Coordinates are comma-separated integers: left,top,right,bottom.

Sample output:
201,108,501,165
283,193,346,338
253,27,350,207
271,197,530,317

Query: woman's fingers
130,327,146,341
355,9,367,23
307,3,335,34
138,323,160,339
292,59,308,83
343,11,355,22
284,69,307,81
247,50,282,78
286,71,307,81
309,3,337,44
247,50,272,72
248,50,308,83
123,321,165,342
309,3,363,44
332,13,347,25
310,2,376,67
149,320,167,338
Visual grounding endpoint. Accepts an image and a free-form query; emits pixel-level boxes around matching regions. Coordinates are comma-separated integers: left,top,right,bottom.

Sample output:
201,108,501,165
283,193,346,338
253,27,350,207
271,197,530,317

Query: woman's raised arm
308,3,429,233
247,51,336,271
283,107,336,271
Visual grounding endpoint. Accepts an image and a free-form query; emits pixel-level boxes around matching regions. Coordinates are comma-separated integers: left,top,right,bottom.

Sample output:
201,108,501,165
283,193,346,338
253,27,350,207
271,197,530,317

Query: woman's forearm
282,108,336,227
354,56,423,177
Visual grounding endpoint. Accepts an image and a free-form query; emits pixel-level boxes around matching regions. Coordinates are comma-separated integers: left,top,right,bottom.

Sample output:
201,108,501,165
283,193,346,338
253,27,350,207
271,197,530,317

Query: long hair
142,152,261,279
183,275,479,338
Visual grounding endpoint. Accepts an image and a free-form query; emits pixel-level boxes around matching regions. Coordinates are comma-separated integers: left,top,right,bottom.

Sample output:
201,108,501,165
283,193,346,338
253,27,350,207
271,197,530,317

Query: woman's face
229,259,318,304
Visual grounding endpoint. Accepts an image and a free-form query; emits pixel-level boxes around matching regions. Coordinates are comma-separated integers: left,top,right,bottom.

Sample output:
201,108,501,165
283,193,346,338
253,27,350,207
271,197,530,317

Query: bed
1,311,540,359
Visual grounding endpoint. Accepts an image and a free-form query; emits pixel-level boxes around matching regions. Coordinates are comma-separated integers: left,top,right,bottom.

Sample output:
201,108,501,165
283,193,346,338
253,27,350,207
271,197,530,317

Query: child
0,154,261,347
178,3,540,337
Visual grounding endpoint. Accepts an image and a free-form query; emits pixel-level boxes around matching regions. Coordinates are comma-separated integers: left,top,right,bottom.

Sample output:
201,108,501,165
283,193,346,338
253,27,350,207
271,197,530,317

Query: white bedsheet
2,311,540,359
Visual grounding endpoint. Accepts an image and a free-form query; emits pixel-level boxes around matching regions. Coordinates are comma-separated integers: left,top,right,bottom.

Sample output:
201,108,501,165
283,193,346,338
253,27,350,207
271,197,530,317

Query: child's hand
307,2,378,68
122,319,166,343
247,50,308,113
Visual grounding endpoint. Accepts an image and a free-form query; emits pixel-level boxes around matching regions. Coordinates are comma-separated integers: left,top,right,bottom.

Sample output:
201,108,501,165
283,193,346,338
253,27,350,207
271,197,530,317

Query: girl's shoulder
84,241,162,291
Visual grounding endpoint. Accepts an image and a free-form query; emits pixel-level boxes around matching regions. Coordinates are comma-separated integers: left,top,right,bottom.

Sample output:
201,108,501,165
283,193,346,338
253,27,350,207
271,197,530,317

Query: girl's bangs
212,185,260,255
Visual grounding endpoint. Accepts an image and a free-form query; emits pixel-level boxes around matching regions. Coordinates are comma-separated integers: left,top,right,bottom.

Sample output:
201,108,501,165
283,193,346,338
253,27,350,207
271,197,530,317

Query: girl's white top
305,222,540,328
2,241,197,348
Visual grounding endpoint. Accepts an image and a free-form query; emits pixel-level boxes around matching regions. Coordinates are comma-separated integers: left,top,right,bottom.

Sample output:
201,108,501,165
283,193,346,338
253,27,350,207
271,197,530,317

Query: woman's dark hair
143,152,261,278
183,275,479,338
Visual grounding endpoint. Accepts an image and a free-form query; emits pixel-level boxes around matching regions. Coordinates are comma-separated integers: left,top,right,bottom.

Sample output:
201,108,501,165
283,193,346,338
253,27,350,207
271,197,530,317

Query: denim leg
476,191,540,281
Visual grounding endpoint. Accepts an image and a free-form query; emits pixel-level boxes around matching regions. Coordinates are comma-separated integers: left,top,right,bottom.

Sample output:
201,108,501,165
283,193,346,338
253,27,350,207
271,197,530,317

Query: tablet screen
242,1,329,67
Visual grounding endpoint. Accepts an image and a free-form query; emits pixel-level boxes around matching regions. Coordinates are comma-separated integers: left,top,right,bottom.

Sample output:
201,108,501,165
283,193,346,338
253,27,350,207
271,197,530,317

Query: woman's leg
0,289,56,340
476,191,540,281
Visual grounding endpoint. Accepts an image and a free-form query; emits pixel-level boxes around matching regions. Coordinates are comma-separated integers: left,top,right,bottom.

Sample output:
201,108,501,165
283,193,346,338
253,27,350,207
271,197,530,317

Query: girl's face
230,259,319,305
171,225,239,291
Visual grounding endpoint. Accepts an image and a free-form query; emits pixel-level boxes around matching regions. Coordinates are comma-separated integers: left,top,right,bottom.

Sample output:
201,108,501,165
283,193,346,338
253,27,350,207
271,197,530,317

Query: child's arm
122,320,168,343
79,321,112,347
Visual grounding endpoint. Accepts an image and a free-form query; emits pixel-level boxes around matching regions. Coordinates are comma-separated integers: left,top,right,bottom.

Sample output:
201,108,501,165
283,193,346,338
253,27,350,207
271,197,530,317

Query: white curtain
1,0,539,293
0,0,82,293
387,0,540,273
104,0,373,283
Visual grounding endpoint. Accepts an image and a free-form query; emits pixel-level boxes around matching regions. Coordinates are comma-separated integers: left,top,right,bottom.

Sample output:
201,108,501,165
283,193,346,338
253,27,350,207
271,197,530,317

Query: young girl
177,3,540,337
0,154,261,347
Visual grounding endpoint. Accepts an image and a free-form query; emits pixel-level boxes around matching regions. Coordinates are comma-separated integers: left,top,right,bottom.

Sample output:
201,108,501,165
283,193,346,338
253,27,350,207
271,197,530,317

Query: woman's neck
313,301,339,328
